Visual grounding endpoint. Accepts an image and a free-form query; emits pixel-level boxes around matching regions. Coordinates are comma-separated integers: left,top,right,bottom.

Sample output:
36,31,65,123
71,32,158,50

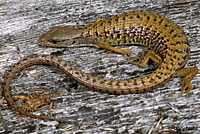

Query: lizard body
3,11,198,122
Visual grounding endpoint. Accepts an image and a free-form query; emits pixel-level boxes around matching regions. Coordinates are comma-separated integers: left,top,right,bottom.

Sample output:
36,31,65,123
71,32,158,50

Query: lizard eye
49,39,68,44
71,40,76,44
49,40,58,44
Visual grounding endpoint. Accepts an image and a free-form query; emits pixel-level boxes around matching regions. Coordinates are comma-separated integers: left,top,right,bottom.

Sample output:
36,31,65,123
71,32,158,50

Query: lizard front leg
96,44,132,57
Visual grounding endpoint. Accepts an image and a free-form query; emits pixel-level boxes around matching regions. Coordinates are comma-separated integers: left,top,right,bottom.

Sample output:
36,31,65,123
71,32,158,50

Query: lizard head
38,26,87,47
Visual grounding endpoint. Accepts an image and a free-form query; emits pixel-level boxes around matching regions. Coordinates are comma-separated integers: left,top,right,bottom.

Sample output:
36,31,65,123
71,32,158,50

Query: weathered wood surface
0,0,199,133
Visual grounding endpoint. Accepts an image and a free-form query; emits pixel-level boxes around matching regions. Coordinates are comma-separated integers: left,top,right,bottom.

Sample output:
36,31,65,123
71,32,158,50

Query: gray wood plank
0,0,199,133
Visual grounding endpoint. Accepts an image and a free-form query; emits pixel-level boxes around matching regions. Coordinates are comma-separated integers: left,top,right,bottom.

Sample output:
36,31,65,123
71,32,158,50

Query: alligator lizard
3,11,198,122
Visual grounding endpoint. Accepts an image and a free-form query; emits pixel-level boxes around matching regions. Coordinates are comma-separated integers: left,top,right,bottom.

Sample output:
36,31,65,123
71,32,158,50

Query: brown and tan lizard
3,11,198,122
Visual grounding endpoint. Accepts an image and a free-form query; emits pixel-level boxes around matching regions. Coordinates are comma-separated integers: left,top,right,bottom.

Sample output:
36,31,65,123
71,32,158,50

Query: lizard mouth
39,35,97,48
39,39,72,48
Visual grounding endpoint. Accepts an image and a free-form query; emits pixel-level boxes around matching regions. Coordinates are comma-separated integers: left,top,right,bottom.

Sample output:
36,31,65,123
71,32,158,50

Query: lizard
3,11,198,122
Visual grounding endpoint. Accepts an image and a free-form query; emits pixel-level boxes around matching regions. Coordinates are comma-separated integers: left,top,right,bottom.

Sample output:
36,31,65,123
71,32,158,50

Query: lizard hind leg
127,50,163,68
173,67,199,97
96,44,163,68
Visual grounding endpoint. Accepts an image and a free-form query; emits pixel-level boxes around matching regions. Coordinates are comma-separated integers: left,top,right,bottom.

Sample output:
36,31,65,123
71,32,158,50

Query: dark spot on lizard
158,19,163,25
141,80,145,86
170,58,174,62
156,75,162,80
95,32,99,36
116,82,120,88
100,81,105,84
92,79,96,83
133,80,137,85
123,16,126,21
175,49,184,54
112,91,117,94
117,33,121,38
115,18,119,23
108,81,112,86
86,76,90,81
170,29,174,34
63,63,68,67
143,88,147,92
110,34,114,39
149,78,155,83
178,62,183,66
106,30,110,34
123,83,127,86
135,89,139,93
113,27,117,33
117,40,121,45
147,16,150,21
123,27,127,34
173,55,177,59
75,72,79,75
173,34,177,37
182,55,187,60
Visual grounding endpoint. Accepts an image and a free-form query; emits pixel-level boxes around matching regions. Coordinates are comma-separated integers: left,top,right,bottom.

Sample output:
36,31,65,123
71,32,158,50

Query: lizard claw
126,56,141,66
122,47,132,58
178,80,194,98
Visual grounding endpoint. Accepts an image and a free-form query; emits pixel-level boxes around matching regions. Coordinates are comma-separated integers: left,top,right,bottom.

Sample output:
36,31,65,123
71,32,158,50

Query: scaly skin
3,61,69,122
3,11,198,122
